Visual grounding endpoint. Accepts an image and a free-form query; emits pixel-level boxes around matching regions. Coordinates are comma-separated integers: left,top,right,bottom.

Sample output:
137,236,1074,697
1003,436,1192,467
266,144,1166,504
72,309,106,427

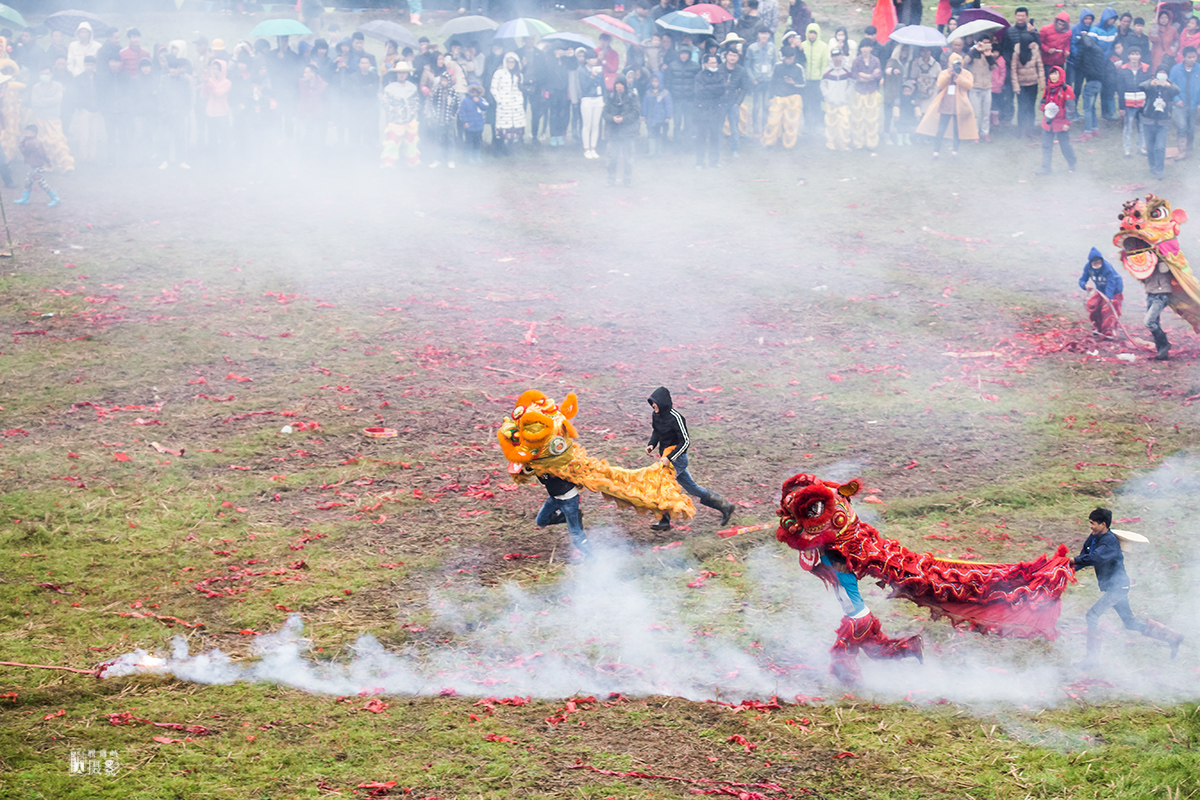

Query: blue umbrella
656,10,714,35
250,19,313,38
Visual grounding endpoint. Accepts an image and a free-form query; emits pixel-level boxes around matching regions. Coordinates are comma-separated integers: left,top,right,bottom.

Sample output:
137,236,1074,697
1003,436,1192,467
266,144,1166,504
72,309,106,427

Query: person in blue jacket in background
1079,246,1124,338
1089,8,1122,118
1071,508,1183,670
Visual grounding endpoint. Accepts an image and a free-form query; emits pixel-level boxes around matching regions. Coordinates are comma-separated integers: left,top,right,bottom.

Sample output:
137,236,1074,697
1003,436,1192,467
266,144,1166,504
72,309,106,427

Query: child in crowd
458,81,488,164
14,124,60,207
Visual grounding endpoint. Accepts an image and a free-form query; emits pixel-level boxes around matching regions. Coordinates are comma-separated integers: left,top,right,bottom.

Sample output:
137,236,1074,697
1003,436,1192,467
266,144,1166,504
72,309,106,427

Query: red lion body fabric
777,474,1075,640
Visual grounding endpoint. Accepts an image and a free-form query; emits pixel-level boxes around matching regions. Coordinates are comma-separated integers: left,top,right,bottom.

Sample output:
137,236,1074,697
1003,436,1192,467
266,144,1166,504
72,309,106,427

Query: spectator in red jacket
1040,12,1072,78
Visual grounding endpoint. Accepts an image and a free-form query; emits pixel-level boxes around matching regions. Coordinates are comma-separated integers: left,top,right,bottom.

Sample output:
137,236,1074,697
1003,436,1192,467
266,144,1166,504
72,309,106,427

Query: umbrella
946,19,1003,43
494,18,555,39
582,14,640,45
540,31,597,49
656,10,714,36
250,19,313,37
44,10,110,35
955,9,1008,29
685,3,734,24
439,15,499,37
888,24,946,47
0,4,27,29
357,20,420,50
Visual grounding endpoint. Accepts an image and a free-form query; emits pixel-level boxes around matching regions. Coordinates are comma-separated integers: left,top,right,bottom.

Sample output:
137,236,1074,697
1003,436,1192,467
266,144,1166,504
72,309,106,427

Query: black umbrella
44,10,112,36
357,20,421,51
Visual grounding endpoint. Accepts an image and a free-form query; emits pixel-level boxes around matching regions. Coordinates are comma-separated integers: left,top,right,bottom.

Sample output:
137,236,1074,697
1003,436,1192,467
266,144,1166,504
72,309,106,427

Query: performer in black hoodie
645,386,736,531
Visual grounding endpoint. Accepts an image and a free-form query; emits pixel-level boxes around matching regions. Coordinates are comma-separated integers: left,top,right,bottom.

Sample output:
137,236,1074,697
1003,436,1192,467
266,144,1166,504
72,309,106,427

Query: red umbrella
686,3,734,24
582,14,640,44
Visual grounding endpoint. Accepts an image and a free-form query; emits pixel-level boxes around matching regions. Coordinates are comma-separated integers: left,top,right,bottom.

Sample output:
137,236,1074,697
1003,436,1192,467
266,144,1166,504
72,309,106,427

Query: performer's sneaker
650,518,672,532
906,635,924,664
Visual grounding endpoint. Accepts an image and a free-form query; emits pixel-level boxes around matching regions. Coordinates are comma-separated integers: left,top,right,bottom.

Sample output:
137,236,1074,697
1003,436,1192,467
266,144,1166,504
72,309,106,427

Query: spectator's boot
1143,619,1183,658
650,513,671,531
1151,328,1171,361
700,492,736,526
1074,627,1102,671
12,190,30,205
46,191,60,208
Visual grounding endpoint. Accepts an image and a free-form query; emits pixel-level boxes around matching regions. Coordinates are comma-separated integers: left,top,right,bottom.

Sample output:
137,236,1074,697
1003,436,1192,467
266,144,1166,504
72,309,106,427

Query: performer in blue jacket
1078,246,1124,338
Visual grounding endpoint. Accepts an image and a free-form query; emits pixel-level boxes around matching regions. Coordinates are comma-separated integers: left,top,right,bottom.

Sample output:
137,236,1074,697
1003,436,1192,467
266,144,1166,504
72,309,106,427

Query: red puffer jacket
1041,67,1075,132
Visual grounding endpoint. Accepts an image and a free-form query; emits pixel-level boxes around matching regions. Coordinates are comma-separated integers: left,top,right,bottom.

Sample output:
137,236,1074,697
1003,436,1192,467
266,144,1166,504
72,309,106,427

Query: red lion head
776,473,862,555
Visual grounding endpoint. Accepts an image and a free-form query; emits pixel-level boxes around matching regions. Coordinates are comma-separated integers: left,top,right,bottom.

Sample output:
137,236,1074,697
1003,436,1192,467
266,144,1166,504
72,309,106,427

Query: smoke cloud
103,449,1200,709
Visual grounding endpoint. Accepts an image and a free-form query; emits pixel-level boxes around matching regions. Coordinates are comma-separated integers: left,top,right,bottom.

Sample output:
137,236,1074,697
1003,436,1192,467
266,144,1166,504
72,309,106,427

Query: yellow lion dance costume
497,389,695,520
1114,194,1200,334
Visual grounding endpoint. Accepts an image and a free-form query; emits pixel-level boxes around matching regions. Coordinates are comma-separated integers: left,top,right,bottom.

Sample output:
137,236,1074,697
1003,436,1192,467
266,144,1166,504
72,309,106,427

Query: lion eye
1151,207,1168,220
803,501,824,519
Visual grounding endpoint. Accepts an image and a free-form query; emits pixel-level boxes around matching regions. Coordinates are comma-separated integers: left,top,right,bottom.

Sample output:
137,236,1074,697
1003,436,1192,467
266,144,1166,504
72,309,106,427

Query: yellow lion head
1114,194,1189,279
497,390,579,474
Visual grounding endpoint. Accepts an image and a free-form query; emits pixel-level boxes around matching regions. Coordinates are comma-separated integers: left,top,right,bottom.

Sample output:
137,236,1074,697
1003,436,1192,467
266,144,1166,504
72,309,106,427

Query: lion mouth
1121,235,1154,254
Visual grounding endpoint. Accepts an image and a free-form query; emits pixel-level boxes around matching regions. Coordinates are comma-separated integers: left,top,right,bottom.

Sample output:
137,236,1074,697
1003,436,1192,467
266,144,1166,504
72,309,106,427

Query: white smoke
101,493,1199,707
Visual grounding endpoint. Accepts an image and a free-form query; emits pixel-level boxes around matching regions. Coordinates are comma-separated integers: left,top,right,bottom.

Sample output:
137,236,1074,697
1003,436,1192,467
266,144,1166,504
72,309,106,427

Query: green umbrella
0,4,27,29
250,19,312,37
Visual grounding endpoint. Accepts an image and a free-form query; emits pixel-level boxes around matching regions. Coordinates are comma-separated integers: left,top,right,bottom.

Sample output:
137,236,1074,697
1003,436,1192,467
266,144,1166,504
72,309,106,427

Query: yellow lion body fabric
497,390,695,520
1114,194,1200,333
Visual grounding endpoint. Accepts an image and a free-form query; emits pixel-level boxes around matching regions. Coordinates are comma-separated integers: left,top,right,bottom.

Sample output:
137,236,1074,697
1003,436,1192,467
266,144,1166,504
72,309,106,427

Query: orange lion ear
560,393,578,419
837,479,862,498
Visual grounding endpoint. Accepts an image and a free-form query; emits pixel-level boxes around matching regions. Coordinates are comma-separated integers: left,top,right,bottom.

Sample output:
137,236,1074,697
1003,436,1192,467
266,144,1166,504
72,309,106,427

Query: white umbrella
947,19,1004,43
889,25,947,47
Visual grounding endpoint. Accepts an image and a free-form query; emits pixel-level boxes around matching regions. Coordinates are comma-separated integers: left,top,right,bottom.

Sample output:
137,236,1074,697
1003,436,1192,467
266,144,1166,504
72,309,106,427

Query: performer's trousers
830,612,919,684
851,91,881,149
763,95,802,148
824,104,851,150
1085,587,1146,633
1145,291,1171,337
1086,291,1123,336
536,494,591,556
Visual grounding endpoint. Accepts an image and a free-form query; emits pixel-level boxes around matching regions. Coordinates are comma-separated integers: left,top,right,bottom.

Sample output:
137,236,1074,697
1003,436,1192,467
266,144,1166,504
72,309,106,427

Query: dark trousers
694,112,721,165
1041,128,1076,171
606,136,633,184
548,94,570,137
1016,83,1038,134
933,113,958,152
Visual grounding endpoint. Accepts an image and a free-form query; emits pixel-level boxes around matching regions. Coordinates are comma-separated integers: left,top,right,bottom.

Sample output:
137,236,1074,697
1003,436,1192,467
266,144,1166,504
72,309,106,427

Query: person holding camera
916,52,976,158
1038,66,1077,174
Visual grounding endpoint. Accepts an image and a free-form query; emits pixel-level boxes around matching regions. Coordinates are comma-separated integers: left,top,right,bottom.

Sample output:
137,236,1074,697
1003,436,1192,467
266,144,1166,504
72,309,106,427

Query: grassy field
1,2,1199,798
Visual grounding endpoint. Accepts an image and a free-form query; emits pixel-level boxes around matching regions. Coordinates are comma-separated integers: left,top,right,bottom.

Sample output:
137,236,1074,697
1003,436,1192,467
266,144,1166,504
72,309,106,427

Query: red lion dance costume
776,474,1075,684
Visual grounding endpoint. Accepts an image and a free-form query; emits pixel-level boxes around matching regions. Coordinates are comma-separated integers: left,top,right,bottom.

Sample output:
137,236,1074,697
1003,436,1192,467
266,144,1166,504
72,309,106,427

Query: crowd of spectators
0,0,1195,187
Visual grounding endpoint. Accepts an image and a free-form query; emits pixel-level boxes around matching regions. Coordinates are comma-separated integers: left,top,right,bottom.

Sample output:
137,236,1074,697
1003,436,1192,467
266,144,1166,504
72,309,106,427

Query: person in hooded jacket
603,75,639,186
1089,8,1121,119
1040,12,1072,80
1075,24,1109,136
694,52,727,166
156,55,192,170
67,22,100,77
644,387,736,532
665,47,699,145
642,70,673,156
1150,9,1181,73
799,23,829,131
1078,247,1124,337
1067,8,1095,92
999,6,1039,127
490,52,524,155
1038,65,1077,174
